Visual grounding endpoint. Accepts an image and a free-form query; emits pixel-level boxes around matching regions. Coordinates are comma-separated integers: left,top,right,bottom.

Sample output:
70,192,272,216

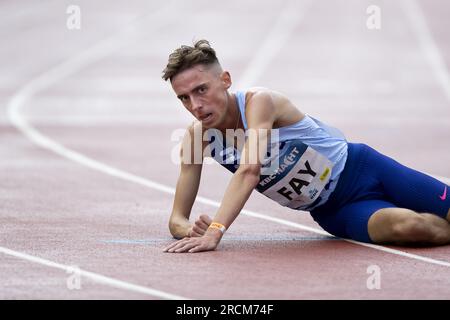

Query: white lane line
402,0,450,102
5,115,190,126
237,0,311,88
344,241,450,268
6,0,450,284
0,246,189,300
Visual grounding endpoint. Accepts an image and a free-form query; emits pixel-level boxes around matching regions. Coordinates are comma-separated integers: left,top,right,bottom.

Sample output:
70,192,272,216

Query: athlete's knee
391,213,433,242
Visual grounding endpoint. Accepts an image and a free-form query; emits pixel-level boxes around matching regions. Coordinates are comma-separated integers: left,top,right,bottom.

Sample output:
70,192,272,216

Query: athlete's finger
167,241,189,253
164,243,181,252
188,244,207,253
163,239,184,252
190,229,203,237
199,214,212,226
163,237,189,252
172,238,199,252
192,224,206,235
194,220,209,231
175,242,198,253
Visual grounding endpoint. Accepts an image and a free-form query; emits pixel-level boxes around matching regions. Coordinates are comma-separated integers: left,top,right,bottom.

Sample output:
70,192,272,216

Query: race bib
256,140,333,209
211,135,334,209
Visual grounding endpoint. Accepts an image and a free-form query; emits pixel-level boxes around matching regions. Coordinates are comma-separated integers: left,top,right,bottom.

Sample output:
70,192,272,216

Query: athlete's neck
215,92,241,136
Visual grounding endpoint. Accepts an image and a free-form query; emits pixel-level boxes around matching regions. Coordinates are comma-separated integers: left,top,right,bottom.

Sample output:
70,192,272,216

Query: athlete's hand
163,228,222,253
188,214,212,237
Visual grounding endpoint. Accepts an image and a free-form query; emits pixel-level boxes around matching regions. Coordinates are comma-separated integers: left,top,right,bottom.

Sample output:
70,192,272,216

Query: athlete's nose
191,96,203,112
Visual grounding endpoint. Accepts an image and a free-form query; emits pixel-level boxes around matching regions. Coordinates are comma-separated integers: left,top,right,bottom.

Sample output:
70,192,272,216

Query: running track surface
1,0,449,299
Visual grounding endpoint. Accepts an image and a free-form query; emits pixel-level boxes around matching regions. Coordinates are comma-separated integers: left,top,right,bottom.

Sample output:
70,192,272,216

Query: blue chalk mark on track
100,235,338,245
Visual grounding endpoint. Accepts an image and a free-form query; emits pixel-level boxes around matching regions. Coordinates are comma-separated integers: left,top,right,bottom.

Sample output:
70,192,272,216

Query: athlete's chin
200,113,219,128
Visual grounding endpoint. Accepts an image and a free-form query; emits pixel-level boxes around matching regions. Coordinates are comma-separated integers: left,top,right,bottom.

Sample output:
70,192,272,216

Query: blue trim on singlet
234,90,348,210
235,91,248,129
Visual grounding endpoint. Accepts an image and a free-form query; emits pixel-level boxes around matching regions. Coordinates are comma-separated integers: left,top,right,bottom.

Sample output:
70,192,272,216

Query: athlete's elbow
168,220,178,237
168,216,189,239
236,164,261,187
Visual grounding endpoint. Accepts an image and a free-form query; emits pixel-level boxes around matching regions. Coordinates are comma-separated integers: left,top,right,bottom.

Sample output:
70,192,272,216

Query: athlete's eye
198,86,207,94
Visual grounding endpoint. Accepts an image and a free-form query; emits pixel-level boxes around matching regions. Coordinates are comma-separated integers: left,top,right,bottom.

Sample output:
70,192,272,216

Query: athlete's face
171,64,232,129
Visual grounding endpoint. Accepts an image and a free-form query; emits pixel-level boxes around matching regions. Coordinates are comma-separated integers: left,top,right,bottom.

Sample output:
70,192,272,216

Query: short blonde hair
162,39,220,81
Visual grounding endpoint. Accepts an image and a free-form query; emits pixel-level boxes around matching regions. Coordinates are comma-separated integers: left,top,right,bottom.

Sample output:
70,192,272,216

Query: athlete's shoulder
243,87,273,103
186,119,210,136
180,120,204,167
243,87,292,109
182,120,210,159
236,88,276,127
179,121,201,154
187,120,201,133
183,120,208,148
241,87,304,128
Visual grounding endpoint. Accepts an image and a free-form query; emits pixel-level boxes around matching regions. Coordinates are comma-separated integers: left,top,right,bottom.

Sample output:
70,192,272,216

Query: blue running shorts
310,143,450,243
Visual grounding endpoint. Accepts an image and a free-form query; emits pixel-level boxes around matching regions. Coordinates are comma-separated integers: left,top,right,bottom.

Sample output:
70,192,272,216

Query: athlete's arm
209,92,276,230
168,124,203,239
164,92,277,252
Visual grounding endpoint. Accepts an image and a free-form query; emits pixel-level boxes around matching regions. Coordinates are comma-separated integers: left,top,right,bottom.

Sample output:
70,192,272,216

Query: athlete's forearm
208,169,260,236
168,161,202,239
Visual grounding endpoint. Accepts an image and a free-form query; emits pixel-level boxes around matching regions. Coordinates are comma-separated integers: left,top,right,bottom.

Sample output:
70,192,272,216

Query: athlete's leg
311,199,397,243
360,146,450,245
368,208,450,246
310,144,450,245
366,146,450,222
311,199,450,245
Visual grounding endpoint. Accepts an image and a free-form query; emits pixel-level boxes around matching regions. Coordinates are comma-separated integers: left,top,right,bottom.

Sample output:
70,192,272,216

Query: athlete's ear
220,71,232,89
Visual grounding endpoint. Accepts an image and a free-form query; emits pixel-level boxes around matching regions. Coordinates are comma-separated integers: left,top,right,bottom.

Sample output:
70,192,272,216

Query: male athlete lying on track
162,40,450,253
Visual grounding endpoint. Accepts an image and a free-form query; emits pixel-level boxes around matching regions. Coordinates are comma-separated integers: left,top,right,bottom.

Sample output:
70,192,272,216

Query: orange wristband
208,222,226,234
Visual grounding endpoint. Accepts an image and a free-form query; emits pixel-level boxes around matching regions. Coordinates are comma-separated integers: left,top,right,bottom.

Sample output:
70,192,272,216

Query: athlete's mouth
199,113,213,121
